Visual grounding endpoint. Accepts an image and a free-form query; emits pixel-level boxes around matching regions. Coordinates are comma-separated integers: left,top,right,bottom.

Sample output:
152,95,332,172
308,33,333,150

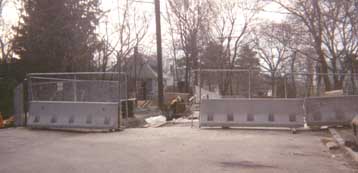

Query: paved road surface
0,127,357,173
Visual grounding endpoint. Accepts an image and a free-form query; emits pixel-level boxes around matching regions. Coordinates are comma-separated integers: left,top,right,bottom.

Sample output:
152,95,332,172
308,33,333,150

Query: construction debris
326,141,339,150
145,115,167,128
321,137,339,150
0,113,14,128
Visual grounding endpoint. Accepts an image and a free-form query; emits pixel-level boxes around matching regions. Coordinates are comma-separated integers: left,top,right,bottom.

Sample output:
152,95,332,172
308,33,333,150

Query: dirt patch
345,141,358,152
220,161,278,169
337,128,358,152
321,137,334,145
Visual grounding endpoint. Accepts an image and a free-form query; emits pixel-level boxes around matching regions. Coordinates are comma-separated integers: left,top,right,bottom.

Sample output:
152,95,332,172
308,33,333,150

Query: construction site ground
0,124,358,173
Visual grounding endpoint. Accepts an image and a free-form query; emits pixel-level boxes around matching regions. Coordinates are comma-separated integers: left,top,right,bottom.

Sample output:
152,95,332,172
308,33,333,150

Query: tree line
0,0,358,114
165,0,358,96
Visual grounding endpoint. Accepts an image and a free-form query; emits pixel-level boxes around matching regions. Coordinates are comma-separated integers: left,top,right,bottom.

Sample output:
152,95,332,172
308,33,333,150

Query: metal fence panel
28,101,120,129
30,78,126,102
305,96,358,126
200,98,305,128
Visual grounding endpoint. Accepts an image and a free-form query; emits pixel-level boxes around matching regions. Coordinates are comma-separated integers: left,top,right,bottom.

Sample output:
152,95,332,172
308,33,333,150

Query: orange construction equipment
4,116,14,127
0,113,3,128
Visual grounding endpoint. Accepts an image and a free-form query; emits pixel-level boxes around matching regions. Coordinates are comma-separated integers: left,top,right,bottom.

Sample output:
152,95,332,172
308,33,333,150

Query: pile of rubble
0,113,14,128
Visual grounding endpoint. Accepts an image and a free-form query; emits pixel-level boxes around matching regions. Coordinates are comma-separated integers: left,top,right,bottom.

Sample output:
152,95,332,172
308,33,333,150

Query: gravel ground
0,127,357,173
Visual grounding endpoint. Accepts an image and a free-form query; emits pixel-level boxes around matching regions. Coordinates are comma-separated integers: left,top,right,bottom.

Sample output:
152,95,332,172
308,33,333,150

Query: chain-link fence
194,69,358,103
28,72,127,103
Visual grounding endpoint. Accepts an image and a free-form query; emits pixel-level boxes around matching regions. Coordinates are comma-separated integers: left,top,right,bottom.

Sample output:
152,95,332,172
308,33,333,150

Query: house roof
124,53,158,80
128,62,157,80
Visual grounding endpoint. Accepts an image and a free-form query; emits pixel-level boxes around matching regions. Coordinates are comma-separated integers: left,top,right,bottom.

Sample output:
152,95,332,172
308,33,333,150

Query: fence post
118,71,122,128
199,70,202,103
284,74,288,99
26,75,33,127
73,74,77,102
304,74,309,98
248,69,251,99
125,73,129,120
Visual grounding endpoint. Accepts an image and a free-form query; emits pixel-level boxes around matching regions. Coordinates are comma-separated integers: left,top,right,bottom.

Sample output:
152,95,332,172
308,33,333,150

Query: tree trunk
350,57,356,95
315,42,332,91
290,53,297,97
271,73,276,98
185,53,190,93
312,0,331,91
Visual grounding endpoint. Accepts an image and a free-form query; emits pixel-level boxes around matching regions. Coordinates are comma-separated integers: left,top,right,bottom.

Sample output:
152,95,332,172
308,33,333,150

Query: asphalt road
0,127,357,173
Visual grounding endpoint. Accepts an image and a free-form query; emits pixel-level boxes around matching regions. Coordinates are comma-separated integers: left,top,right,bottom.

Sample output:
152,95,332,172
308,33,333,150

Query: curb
329,128,358,162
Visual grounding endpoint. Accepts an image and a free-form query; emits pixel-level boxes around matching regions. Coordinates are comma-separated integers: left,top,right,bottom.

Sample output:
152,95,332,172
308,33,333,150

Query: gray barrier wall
28,101,120,129
200,96,358,128
305,96,358,126
200,98,305,128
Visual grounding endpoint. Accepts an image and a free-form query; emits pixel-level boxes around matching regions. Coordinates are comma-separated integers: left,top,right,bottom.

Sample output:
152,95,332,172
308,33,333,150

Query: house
114,53,166,100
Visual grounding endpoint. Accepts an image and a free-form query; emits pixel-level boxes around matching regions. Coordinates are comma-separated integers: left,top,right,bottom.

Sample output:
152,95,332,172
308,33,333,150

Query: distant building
113,53,167,100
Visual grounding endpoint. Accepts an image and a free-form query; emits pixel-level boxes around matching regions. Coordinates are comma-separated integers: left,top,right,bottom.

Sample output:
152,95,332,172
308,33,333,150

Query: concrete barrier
199,98,305,128
28,101,120,129
305,96,358,126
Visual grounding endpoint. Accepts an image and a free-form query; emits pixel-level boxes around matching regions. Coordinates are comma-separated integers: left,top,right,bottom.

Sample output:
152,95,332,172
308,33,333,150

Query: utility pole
154,0,164,110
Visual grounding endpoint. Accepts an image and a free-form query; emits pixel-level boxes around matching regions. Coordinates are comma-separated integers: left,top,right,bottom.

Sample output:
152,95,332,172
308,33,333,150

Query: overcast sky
2,0,287,66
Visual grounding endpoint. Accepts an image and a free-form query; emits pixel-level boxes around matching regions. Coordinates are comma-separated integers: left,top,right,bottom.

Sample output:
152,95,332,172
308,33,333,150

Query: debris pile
145,115,167,128
321,138,339,150
0,113,14,128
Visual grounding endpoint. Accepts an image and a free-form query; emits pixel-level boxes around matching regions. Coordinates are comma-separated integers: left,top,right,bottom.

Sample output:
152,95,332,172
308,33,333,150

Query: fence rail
193,69,358,103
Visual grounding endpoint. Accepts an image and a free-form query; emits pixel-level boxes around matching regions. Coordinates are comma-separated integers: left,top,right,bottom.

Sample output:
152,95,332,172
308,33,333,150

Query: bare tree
0,0,13,66
213,0,263,68
272,0,333,91
273,0,358,93
254,22,292,97
210,0,263,95
320,0,358,90
96,0,149,72
260,19,316,97
167,0,215,92
163,2,179,89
